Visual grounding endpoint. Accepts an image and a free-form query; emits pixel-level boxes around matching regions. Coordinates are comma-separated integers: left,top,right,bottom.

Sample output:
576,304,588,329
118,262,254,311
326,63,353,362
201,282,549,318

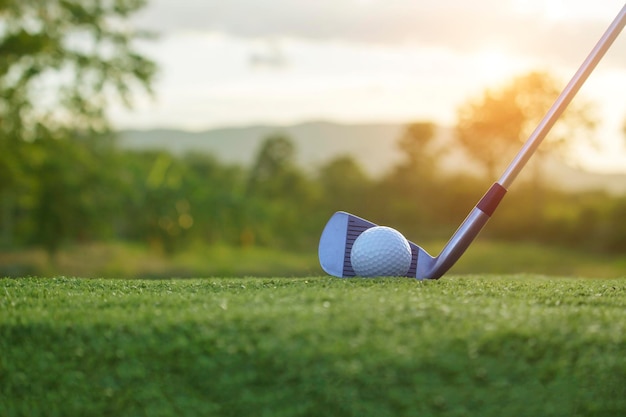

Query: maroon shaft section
476,183,507,217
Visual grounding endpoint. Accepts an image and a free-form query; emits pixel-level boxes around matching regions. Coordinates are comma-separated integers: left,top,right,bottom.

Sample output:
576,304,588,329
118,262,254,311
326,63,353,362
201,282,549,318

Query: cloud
136,0,510,44
134,0,625,65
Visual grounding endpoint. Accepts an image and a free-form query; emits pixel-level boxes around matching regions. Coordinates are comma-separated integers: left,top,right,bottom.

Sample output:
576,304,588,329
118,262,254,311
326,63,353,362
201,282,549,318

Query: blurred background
1,0,625,278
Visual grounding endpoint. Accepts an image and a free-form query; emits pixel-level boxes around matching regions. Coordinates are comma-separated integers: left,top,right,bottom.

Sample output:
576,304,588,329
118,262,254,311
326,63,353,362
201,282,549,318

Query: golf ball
350,226,412,277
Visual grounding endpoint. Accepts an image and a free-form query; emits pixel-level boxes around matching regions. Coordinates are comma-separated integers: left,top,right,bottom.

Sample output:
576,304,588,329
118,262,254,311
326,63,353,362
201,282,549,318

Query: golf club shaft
498,3,626,189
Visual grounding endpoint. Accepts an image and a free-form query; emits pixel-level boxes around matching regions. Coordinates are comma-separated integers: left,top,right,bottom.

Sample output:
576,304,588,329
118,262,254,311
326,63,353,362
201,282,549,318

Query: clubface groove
343,215,374,276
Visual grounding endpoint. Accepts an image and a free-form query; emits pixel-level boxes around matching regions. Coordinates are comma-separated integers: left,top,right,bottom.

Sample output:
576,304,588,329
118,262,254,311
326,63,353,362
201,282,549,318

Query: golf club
319,3,626,279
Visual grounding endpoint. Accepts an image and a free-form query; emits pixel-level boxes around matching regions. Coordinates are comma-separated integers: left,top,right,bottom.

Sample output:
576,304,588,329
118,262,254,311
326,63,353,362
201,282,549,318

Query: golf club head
318,211,435,279
318,204,494,280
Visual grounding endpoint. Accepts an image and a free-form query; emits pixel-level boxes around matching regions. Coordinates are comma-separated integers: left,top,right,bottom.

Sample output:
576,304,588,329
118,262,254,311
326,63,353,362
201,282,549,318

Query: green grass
0,243,321,278
1,239,625,278
1,276,625,416
449,240,626,278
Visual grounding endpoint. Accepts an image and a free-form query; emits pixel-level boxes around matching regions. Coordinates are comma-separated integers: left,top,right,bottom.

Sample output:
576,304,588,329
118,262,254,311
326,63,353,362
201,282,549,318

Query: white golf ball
350,226,412,277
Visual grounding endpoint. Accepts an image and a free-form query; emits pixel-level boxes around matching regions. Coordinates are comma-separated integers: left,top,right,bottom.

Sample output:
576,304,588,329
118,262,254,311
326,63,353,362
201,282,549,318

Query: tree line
1,127,625,259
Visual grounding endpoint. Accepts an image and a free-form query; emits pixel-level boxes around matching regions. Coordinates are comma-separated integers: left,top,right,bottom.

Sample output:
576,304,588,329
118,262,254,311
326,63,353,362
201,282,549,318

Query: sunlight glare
472,47,521,84
510,0,597,21
543,0,569,21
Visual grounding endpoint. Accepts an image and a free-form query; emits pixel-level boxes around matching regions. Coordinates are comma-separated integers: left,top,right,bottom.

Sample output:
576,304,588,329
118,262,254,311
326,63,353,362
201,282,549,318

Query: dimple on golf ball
350,226,412,277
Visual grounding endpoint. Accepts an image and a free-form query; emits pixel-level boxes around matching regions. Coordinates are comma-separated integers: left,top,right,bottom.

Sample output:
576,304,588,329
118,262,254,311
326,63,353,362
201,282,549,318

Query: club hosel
419,208,489,279
421,183,507,279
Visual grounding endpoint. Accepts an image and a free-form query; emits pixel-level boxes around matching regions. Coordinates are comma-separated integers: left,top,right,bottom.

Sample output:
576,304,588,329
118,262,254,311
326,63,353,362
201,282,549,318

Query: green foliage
29,135,120,256
0,0,154,255
1,276,625,416
396,122,438,169
374,122,451,237
247,134,297,195
318,155,373,215
1,126,626,268
0,0,155,139
245,134,323,248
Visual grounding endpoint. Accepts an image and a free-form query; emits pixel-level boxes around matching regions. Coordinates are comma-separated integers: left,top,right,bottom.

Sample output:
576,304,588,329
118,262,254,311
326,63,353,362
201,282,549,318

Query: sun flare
472,47,523,83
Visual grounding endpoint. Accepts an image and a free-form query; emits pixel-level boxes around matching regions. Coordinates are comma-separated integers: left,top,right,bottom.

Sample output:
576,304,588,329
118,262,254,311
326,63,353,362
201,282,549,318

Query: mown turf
1,276,625,417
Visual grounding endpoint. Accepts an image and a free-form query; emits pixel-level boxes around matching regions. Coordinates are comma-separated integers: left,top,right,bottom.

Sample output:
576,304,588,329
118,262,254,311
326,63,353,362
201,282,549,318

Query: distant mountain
118,121,406,176
117,121,626,195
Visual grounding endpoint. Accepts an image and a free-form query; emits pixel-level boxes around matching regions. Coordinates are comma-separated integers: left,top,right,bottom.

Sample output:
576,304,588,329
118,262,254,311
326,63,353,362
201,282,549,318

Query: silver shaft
498,3,626,189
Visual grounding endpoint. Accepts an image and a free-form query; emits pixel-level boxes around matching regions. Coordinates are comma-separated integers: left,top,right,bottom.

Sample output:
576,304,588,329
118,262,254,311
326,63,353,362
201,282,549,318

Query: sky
111,0,626,173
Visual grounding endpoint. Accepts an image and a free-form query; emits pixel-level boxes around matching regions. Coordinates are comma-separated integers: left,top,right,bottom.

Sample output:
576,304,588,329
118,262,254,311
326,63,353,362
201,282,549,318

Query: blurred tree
247,134,298,197
0,0,156,253
116,150,200,255
378,121,449,237
456,88,524,180
607,198,626,252
318,155,372,215
396,122,440,175
30,135,120,258
0,0,155,138
456,71,597,181
246,134,320,247
182,153,248,247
